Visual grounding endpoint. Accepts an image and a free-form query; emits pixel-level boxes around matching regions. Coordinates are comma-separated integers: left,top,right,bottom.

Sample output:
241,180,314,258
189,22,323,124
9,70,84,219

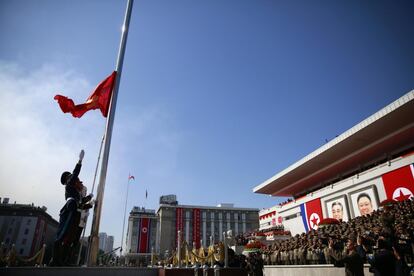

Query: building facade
106,235,114,254
254,90,414,236
157,199,259,255
98,232,114,253
259,205,281,231
125,206,158,265
0,199,58,262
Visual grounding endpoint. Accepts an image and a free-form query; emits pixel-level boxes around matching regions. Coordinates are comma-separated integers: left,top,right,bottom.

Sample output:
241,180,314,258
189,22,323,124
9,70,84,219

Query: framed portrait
349,186,379,217
325,195,349,222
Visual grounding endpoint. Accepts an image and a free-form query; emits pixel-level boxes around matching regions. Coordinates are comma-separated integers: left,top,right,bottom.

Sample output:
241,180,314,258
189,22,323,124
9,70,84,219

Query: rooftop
253,90,414,197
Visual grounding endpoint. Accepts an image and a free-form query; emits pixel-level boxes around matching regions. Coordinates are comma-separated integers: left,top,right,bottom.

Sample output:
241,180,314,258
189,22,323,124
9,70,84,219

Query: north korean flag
138,217,150,253
381,164,414,201
300,198,323,232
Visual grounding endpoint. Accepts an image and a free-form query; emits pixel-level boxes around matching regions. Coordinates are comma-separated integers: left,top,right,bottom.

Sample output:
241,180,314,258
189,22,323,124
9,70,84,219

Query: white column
210,212,215,242
219,213,223,241
242,213,246,233
226,213,231,232
185,211,190,243
155,218,160,253
125,217,133,253
234,213,238,235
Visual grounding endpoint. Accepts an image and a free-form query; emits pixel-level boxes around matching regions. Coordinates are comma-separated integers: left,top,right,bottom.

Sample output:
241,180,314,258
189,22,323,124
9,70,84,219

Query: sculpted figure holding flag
50,150,93,266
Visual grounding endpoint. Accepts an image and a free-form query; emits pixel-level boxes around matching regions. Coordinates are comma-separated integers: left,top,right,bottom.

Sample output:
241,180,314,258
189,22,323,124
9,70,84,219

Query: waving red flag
54,71,117,118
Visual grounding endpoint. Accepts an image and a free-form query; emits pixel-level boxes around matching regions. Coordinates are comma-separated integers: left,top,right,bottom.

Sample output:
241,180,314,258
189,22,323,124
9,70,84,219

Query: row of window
3,237,27,245
7,227,30,235
9,218,32,227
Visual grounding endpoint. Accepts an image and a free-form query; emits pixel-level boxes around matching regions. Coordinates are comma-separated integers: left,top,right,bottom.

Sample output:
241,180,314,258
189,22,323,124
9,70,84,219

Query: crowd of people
261,198,414,275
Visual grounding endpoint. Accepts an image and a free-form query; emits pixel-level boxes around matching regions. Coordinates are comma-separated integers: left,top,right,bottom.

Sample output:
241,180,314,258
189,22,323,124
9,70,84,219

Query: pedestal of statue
214,267,248,276
158,268,196,276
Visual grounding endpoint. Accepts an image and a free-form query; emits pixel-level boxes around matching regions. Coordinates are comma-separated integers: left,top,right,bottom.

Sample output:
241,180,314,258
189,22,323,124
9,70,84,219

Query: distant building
259,205,282,231
98,232,107,252
0,198,58,262
106,235,114,253
125,206,158,265
157,197,259,255
98,232,114,253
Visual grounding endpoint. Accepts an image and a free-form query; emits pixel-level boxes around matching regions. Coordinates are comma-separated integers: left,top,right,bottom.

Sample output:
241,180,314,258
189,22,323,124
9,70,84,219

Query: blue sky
0,0,413,249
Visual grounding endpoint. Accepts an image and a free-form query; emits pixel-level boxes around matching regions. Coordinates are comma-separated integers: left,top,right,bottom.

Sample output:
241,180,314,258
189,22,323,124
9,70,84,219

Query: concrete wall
264,265,372,276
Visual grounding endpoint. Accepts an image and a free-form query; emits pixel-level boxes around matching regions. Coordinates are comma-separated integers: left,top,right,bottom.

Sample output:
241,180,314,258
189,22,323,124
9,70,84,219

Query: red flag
382,164,414,201
54,71,117,118
128,174,135,181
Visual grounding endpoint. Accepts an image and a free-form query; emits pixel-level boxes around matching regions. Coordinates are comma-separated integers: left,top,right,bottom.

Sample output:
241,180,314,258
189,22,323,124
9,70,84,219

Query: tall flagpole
120,176,132,256
87,0,134,266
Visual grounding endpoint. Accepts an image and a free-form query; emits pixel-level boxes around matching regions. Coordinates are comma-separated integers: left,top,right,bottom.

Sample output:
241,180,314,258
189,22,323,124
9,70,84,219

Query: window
5,238,10,244
24,228,29,235
19,248,24,255
7,228,12,234
27,219,31,225
22,239,27,245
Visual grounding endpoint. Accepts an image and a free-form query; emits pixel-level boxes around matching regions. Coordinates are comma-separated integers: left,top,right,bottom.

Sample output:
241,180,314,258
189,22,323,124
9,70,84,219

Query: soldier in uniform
50,150,93,266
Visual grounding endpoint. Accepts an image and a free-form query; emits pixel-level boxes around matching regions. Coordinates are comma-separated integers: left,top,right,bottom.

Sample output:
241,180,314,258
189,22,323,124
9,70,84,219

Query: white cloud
0,60,183,248
0,61,103,218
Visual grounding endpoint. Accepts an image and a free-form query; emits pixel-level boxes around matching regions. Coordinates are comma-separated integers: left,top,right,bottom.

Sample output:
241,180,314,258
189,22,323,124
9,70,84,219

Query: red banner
382,164,414,201
176,208,183,246
192,209,201,248
138,217,150,253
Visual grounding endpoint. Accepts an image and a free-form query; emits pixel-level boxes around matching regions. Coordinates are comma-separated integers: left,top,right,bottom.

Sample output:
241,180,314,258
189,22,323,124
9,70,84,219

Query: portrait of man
350,187,378,217
325,196,349,222
331,201,344,221
356,193,373,216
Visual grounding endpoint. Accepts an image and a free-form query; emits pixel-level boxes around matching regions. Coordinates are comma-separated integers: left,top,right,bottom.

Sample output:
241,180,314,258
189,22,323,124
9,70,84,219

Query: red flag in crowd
54,71,117,118
382,164,414,201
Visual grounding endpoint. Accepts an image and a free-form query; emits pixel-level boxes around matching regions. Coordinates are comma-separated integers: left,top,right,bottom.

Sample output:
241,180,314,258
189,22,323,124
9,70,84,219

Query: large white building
124,206,157,265
156,196,259,255
254,90,414,236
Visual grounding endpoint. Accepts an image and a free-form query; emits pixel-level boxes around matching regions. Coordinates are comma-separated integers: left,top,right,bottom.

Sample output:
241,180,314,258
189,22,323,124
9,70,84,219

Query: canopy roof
253,91,414,197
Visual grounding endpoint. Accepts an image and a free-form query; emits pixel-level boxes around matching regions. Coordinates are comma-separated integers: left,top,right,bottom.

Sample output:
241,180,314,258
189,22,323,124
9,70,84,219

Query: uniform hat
61,171,71,185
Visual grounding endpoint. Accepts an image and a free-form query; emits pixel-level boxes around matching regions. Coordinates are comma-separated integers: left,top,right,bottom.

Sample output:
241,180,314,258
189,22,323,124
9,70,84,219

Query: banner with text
176,208,184,246
192,208,201,248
